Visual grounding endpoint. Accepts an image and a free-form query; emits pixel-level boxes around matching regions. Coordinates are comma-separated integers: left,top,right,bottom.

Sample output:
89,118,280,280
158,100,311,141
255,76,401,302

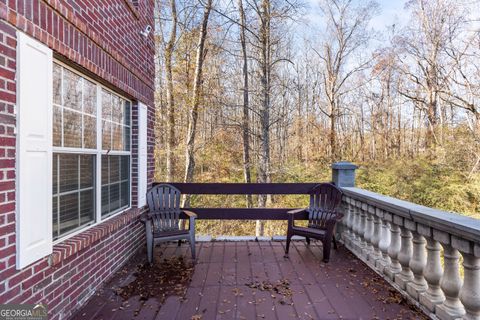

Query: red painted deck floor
71,241,426,320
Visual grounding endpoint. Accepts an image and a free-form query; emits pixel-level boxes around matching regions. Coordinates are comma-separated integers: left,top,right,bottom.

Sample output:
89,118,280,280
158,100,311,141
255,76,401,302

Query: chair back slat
307,183,342,229
147,184,182,233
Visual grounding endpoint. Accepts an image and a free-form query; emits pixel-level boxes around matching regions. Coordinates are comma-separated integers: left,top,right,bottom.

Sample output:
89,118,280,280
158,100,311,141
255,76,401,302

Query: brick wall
0,0,155,318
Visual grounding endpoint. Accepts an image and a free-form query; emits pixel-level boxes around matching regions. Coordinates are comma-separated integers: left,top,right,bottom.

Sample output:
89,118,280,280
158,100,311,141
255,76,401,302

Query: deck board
71,241,426,320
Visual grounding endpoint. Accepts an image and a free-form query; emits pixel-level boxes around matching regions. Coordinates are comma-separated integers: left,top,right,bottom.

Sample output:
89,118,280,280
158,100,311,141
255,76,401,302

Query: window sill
49,207,141,266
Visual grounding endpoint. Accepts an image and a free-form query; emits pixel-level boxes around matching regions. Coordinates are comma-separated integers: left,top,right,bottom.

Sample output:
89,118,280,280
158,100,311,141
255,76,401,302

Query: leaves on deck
245,279,294,305
116,256,194,303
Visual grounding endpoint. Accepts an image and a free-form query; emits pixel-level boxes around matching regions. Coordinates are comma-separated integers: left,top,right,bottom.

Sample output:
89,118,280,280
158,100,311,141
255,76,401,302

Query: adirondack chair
285,183,343,262
141,184,196,263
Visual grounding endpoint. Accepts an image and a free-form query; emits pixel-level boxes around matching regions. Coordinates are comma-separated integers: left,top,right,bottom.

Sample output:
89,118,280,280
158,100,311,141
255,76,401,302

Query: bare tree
313,0,378,161
183,0,213,206
238,0,254,208
165,0,178,181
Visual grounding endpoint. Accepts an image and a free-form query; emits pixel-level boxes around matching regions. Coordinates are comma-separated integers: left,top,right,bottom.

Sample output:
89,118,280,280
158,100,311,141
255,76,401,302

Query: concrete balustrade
337,186,480,320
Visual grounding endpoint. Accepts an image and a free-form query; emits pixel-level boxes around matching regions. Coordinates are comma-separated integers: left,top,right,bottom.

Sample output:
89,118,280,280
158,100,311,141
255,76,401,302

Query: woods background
152,0,480,236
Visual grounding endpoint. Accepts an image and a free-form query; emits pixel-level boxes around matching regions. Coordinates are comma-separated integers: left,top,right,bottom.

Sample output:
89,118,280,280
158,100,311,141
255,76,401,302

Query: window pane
59,193,79,235
53,63,62,105
63,110,82,148
59,154,78,193
112,95,122,124
112,124,123,151
101,156,109,184
63,69,82,111
53,153,95,240
102,91,112,121
101,155,130,218
110,156,120,183
53,196,58,239
109,183,120,212
120,156,129,180
102,120,111,150
123,101,131,126
120,181,129,207
53,154,58,195
53,106,62,147
84,115,96,149
80,155,94,189
101,186,109,216
123,126,130,151
84,80,97,115
80,190,95,222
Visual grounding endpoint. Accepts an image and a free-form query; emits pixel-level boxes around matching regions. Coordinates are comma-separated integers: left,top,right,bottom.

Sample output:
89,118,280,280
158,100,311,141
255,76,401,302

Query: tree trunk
165,0,177,182
237,0,253,208
256,0,271,237
183,0,212,207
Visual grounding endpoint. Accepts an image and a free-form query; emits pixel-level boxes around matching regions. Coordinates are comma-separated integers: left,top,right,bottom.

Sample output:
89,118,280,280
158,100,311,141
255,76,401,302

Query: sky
304,0,410,33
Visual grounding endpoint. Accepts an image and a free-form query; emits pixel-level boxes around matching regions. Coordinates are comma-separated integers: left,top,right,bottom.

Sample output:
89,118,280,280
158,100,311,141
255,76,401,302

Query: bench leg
306,237,311,245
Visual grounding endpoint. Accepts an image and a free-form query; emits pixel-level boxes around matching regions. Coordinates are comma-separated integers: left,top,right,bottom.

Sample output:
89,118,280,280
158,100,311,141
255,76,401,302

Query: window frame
52,61,132,244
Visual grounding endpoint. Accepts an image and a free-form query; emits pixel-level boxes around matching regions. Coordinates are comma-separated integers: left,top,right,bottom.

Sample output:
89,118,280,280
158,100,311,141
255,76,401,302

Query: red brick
0,284,19,304
8,267,32,287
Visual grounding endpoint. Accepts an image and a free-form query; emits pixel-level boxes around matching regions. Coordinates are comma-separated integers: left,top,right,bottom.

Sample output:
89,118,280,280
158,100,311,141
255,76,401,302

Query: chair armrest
182,210,197,218
139,212,151,223
325,212,343,229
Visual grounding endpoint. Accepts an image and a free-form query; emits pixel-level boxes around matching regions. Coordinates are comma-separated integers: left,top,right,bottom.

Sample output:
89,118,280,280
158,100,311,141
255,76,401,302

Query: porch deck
71,241,425,320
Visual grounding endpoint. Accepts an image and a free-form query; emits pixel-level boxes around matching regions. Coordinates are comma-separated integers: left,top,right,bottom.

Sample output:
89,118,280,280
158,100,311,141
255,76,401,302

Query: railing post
394,222,414,289
436,229,465,320
331,161,358,187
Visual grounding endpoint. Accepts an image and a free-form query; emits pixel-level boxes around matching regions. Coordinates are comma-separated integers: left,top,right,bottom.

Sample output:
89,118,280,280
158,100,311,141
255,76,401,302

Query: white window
52,62,131,240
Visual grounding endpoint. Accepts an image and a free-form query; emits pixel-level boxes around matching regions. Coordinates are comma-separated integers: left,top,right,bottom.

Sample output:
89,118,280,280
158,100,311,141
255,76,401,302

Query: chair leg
322,240,332,263
285,233,292,255
333,235,338,250
305,237,311,245
146,221,153,264
190,234,196,260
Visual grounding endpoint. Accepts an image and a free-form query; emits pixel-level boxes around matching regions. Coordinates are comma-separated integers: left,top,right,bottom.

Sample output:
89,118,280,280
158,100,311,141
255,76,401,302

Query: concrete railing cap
331,161,358,170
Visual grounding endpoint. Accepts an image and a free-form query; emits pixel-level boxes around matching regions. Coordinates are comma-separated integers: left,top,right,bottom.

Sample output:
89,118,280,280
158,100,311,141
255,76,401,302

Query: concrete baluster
436,241,465,320
419,230,445,312
395,223,414,289
385,217,402,280
370,208,382,264
377,211,391,273
406,227,428,300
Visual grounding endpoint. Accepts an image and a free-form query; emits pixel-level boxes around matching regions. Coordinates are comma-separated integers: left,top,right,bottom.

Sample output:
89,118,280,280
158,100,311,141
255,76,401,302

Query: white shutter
16,32,53,269
137,102,148,208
